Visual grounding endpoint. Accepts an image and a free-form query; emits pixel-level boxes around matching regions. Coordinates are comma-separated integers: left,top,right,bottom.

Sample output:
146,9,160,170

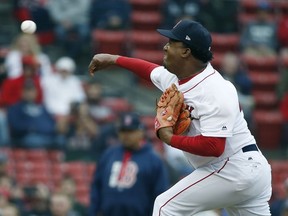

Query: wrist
158,127,173,144
114,55,122,64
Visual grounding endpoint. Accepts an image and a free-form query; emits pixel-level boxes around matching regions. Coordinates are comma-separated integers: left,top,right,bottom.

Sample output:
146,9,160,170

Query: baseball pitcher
88,19,272,216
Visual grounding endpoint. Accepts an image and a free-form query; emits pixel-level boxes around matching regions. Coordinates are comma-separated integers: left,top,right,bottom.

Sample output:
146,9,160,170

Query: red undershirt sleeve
116,56,159,81
170,135,226,157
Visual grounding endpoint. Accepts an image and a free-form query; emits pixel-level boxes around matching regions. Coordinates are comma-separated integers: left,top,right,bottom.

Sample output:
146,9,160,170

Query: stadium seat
211,33,240,53
253,110,283,150
242,55,278,71
14,161,33,172
47,150,65,163
240,0,259,11
76,184,90,197
77,194,90,206
26,149,48,162
270,160,288,198
132,49,163,65
15,172,31,185
275,0,288,14
86,163,96,178
5,161,15,176
91,29,129,55
280,53,288,68
131,11,162,30
141,115,155,129
65,162,87,177
101,97,133,113
129,0,163,11
252,91,279,110
11,149,27,161
249,71,280,91
30,173,51,185
238,0,276,26
50,163,67,177
14,161,50,174
129,30,165,50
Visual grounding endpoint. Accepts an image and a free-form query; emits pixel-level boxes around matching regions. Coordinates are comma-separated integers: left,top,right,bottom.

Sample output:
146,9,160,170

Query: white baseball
21,20,37,34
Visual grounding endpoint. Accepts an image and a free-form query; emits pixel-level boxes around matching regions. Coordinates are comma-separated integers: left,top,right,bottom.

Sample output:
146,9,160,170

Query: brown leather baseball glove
155,84,190,137
173,103,191,135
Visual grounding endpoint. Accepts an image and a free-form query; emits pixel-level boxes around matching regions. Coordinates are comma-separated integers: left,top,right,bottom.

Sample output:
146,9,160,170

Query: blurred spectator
0,204,19,216
0,52,7,86
56,175,87,215
280,91,288,153
282,201,288,216
47,0,91,60
22,184,50,216
240,0,278,58
0,109,10,146
7,79,64,149
0,153,8,178
0,55,43,107
0,187,10,209
278,49,288,152
4,33,53,78
49,192,81,216
89,112,170,216
161,0,200,28
220,52,254,127
89,0,131,30
13,0,55,45
198,0,239,33
91,120,119,163
277,15,288,48
41,56,86,145
42,56,86,117
270,178,288,216
83,80,118,161
278,48,288,99
65,101,100,161
84,80,115,124
0,175,25,213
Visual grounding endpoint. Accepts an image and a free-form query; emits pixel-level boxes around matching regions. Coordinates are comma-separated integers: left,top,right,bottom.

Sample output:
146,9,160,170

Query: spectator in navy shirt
89,0,131,30
89,112,170,216
7,79,63,149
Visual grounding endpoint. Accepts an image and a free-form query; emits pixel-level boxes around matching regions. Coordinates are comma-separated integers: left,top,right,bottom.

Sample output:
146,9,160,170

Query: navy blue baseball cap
118,112,144,131
157,19,212,52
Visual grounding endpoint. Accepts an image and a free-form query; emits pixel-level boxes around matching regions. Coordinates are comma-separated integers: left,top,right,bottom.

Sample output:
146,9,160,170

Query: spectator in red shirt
280,92,288,152
0,55,43,107
278,15,288,48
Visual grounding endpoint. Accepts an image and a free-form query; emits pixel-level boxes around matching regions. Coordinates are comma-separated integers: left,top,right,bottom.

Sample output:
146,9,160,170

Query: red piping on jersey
178,68,205,85
182,71,216,94
157,158,229,216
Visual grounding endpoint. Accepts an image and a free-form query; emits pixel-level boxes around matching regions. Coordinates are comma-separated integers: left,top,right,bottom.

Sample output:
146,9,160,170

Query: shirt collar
178,64,208,85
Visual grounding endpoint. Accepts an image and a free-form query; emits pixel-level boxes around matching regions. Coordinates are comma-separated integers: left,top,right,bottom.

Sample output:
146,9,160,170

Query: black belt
242,144,258,153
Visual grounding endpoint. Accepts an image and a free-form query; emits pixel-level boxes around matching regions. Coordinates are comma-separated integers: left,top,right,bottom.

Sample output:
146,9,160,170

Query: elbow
213,149,224,157
213,144,225,157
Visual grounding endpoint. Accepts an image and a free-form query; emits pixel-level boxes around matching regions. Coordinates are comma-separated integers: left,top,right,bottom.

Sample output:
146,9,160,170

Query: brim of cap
157,29,180,41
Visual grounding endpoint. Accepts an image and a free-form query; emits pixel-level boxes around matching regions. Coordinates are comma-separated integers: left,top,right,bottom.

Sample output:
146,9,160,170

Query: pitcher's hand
88,54,120,76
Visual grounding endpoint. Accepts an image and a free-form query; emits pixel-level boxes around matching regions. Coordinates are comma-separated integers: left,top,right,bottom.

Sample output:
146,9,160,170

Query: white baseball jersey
150,63,255,168
150,63,272,216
